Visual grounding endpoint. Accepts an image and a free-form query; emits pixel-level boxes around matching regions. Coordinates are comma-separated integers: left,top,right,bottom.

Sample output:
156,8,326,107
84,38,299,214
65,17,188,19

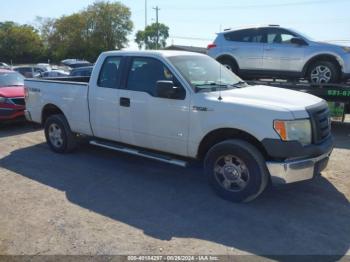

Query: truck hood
206,85,323,116
0,86,25,98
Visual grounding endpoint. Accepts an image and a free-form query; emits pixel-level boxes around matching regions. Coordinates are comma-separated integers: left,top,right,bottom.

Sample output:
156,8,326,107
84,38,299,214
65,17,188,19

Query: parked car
61,59,92,69
70,66,93,77
25,51,333,203
207,25,350,83
13,66,46,78
37,63,52,72
0,70,25,121
41,70,69,78
0,62,11,70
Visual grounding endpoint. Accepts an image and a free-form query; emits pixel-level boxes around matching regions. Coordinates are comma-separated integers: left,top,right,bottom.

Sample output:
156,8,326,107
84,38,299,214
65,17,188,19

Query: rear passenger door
222,29,265,70
89,56,123,141
118,56,190,156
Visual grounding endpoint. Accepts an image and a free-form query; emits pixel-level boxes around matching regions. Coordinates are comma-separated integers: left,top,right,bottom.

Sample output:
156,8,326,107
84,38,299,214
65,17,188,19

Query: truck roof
101,50,206,58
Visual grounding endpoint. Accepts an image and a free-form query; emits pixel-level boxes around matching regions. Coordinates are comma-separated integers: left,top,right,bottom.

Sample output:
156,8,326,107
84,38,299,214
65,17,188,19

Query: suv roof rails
268,24,280,27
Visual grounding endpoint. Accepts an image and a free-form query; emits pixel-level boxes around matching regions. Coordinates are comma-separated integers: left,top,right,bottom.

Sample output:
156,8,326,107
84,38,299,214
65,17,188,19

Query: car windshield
290,29,314,41
0,72,25,87
168,55,246,92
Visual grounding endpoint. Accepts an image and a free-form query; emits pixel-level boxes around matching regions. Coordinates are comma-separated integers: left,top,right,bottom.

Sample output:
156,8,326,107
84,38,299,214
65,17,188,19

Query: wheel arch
197,128,268,160
302,54,343,77
41,103,65,125
216,54,240,70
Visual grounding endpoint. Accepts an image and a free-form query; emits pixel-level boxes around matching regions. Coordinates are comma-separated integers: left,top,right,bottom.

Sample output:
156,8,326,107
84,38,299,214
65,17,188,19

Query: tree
0,22,43,63
37,1,133,62
135,23,169,50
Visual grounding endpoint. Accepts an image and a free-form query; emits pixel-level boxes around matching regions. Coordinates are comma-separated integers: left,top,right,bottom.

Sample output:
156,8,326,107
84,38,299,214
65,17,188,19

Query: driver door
119,56,191,156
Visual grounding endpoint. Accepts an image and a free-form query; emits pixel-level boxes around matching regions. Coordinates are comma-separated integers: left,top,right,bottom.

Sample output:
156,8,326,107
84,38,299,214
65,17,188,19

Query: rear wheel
204,139,269,203
308,61,340,84
44,114,77,153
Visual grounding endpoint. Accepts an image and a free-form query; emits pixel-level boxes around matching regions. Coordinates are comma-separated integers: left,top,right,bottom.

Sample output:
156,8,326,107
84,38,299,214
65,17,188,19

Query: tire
44,114,77,153
218,57,238,74
204,139,269,203
308,60,340,84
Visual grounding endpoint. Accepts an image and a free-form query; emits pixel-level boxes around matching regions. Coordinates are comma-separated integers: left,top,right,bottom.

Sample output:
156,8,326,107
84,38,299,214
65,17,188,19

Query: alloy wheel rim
214,154,250,192
48,123,64,148
311,65,332,84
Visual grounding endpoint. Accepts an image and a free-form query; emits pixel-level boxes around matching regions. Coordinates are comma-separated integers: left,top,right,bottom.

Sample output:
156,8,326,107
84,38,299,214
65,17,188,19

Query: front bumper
267,149,332,184
0,107,25,120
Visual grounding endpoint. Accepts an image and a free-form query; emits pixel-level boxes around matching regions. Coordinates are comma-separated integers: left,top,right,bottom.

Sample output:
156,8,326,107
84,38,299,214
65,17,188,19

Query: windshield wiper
231,81,248,88
195,82,234,92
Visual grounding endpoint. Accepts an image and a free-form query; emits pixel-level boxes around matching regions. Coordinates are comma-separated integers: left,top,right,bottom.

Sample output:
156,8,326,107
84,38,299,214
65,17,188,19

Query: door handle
120,97,130,107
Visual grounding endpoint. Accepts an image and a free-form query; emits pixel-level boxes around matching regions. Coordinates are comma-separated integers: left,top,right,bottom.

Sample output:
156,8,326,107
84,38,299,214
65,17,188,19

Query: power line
164,0,347,10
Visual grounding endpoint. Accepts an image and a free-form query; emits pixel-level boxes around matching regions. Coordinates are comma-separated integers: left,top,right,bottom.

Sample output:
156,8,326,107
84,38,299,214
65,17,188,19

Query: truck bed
24,78,93,136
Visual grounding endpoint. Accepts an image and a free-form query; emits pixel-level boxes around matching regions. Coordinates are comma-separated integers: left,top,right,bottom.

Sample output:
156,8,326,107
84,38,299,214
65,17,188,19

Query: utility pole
153,6,160,49
145,0,148,29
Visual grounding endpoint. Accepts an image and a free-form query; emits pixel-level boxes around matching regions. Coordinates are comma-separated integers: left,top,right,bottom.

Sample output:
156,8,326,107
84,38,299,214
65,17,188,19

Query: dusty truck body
24,50,333,202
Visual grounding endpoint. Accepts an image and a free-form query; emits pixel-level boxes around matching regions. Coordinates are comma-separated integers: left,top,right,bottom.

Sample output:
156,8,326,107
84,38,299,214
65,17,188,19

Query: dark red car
0,69,25,121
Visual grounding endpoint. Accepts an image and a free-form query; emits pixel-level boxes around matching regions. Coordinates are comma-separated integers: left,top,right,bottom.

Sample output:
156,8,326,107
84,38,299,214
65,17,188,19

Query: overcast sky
0,0,349,48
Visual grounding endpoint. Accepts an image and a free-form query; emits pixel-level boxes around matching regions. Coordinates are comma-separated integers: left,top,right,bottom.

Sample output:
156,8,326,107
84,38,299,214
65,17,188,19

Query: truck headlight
274,119,312,145
0,96,7,104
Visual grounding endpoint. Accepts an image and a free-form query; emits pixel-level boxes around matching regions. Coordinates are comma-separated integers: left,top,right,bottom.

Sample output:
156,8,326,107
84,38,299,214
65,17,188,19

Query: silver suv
207,25,350,83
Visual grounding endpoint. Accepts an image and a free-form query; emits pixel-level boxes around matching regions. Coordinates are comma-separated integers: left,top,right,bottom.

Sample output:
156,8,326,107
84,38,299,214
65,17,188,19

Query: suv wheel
218,57,238,74
44,114,77,153
308,61,340,84
204,139,269,203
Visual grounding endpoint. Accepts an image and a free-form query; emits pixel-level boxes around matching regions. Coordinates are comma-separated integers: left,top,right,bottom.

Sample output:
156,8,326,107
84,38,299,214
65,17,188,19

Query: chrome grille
9,98,25,106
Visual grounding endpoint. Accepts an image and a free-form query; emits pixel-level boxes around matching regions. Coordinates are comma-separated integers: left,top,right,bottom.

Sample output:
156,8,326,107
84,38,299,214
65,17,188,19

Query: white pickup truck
25,51,333,202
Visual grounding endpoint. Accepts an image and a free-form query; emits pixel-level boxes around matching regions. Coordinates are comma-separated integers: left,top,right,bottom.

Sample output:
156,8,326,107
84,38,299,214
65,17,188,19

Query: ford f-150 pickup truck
24,51,333,202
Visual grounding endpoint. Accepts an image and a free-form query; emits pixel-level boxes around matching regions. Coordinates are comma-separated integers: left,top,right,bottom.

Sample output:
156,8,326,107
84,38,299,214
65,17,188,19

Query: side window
126,57,174,96
224,29,264,43
98,56,122,88
267,29,296,44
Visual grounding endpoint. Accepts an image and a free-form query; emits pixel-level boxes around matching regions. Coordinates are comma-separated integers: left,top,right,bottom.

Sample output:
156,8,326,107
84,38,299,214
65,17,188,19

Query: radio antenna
218,62,223,101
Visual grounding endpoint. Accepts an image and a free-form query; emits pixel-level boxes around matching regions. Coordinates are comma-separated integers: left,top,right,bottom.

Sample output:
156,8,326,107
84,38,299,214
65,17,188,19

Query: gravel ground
0,120,349,258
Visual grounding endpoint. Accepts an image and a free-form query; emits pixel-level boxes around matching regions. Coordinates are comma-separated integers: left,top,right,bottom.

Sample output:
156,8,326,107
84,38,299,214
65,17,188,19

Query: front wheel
204,139,269,203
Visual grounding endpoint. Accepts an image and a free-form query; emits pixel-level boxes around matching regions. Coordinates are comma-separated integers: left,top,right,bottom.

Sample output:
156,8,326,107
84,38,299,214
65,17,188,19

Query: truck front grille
307,103,331,144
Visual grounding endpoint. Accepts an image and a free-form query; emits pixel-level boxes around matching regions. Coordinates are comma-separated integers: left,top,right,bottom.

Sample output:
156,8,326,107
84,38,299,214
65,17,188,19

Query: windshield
168,55,246,92
290,29,314,41
0,72,25,87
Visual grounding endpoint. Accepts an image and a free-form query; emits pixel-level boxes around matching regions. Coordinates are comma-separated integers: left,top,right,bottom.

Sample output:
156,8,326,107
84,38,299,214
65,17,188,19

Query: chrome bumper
266,150,332,184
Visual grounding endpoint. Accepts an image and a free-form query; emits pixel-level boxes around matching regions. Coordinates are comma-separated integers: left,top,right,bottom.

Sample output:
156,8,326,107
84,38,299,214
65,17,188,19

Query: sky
0,0,349,49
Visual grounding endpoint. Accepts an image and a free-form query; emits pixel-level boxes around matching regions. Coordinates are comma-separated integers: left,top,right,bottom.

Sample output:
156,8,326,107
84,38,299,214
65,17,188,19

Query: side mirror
291,37,308,46
155,80,184,99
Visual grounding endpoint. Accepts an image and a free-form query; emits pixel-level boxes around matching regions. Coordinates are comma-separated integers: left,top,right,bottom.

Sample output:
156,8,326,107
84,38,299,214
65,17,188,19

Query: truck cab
24,51,333,202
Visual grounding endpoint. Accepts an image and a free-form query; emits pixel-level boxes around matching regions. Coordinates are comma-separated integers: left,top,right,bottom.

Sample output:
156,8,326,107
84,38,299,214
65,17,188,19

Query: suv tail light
207,43,217,50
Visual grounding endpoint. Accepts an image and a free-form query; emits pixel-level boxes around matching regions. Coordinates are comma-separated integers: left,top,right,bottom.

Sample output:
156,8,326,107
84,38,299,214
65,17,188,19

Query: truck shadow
332,122,350,150
0,143,349,258
0,121,41,138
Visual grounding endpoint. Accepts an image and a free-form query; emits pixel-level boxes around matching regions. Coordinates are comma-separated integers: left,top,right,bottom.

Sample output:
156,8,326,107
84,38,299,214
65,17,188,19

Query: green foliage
0,22,44,63
0,1,133,63
40,1,133,62
135,23,169,50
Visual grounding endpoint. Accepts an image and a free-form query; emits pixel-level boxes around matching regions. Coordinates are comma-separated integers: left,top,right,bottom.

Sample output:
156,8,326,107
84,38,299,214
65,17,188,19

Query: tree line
0,1,169,64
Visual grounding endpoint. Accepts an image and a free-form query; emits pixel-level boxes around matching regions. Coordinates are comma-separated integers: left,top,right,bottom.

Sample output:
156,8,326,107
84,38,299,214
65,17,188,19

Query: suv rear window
224,29,264,43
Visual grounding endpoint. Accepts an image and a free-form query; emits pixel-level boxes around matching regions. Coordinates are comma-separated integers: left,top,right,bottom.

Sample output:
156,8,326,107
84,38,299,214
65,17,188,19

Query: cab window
98,57,122,88
126,57,180,97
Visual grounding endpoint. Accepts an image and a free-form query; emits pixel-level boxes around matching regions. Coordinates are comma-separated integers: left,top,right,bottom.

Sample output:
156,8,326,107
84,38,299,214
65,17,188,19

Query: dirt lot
0,120,349,258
